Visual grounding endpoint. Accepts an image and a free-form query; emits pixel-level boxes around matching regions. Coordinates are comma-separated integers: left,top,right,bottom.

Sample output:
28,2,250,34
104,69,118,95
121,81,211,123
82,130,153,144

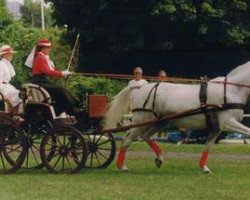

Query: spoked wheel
22,121,54,169
0,114,26,174
83,132,116,169
40,125,88,174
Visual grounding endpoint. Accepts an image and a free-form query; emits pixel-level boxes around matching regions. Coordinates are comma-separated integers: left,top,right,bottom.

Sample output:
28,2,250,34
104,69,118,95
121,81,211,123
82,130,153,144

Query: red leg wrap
116,147,126,168
147,140,162,155
199,151,208,168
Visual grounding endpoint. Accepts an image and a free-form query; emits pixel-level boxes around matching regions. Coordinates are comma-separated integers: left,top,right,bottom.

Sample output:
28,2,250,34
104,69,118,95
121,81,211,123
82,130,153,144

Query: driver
25,38,83,117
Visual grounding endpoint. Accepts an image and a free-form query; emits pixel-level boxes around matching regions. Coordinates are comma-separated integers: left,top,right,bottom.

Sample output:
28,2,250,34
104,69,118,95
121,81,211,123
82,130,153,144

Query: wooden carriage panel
27,87,45,102
88,95,108,118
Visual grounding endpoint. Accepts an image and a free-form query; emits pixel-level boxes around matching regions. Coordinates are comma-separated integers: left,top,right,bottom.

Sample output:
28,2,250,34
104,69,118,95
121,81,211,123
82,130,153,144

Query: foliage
66,76,127,108
0,0,13,30
20,0,54,28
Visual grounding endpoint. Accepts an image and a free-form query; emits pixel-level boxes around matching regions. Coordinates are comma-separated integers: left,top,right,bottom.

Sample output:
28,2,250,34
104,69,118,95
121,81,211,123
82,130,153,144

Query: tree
47,0,250,76
0,0,13,29
20,0,54,28
48,0,250,49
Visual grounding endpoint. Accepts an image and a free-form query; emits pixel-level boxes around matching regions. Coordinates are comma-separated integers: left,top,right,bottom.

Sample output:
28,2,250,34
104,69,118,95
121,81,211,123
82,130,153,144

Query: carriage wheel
0,114,26,174
83,132,116,169
40,125,88,174
22,121,54,169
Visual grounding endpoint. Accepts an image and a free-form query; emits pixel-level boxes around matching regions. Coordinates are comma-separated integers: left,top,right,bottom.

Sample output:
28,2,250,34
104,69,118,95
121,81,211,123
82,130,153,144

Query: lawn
0,142,250,200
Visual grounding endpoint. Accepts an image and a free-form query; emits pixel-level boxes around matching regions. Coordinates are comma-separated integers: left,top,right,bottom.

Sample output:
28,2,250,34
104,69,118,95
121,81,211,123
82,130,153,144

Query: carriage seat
22,83,76,124
23,83,53,104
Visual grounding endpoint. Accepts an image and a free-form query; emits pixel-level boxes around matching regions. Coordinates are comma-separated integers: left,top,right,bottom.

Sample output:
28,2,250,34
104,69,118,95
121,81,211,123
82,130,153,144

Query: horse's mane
104,86,131,128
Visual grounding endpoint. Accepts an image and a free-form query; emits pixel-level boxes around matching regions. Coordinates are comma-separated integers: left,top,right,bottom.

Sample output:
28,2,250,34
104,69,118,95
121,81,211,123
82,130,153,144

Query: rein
210,80,250,89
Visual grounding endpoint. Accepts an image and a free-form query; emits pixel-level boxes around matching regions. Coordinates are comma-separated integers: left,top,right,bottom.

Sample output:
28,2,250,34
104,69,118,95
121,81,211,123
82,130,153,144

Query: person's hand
62,70,72,78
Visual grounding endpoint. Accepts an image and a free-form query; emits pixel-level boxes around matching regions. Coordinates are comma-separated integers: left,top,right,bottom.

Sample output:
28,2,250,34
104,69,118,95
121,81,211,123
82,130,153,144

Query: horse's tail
104,86,131,129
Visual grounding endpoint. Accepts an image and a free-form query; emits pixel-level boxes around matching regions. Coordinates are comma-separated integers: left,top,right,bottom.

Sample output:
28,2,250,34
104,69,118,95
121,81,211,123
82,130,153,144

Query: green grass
1,142,250,200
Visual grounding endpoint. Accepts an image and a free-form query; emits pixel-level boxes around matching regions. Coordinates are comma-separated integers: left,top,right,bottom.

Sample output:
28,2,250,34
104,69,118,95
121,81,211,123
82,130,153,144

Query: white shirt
128,79,148,89
0,58,16,83
0,58,21,107
128,79,148,104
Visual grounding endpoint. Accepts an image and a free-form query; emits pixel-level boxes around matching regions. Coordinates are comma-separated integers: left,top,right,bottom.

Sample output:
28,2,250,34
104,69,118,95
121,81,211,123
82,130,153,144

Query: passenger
25,38,83,117
158,70,167,82
0,45,22,112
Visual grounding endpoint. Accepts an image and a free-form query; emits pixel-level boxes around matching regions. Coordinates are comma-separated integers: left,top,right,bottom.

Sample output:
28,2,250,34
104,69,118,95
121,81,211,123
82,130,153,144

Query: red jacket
32,52,63,77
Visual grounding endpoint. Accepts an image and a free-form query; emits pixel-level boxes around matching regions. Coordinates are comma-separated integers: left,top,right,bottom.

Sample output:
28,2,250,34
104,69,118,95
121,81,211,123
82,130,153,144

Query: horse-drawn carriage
0,83,116,174
1,61,250,175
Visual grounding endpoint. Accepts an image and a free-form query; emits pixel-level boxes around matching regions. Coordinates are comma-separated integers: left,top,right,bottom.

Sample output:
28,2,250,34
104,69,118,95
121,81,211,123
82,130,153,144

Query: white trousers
0,83,22,107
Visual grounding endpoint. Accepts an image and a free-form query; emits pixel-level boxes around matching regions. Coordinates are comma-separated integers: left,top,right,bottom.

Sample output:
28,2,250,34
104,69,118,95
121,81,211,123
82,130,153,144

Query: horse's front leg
116,128,143,171
200,130,221,174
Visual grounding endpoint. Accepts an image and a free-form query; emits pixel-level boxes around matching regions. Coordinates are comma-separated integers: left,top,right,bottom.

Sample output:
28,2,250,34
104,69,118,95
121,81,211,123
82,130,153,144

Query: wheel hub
88,142,98,153
59,146,68,156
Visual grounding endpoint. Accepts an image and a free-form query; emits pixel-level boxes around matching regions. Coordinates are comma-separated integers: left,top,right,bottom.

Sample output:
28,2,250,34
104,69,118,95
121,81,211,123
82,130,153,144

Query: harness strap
152,82,160,110
224,76,227,104
199,76,213,130
132,108,158,118
222,103,245,110
143,82,160,108
199,76,208,105
172,103,245,119
139,82,160,117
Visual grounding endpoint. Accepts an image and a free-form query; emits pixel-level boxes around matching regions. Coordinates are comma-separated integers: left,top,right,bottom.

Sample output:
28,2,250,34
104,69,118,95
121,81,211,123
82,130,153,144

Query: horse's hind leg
146,139,164,168
199,130,221,174
142,126,164,168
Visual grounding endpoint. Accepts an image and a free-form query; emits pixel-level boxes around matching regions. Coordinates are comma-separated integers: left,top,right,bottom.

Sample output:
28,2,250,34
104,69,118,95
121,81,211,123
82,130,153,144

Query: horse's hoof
118,165,130,172
155,158,163,168
202,166,213,175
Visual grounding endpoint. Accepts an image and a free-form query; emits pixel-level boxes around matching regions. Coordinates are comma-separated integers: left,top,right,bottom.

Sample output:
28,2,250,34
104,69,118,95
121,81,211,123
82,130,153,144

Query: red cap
37,38,52,48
